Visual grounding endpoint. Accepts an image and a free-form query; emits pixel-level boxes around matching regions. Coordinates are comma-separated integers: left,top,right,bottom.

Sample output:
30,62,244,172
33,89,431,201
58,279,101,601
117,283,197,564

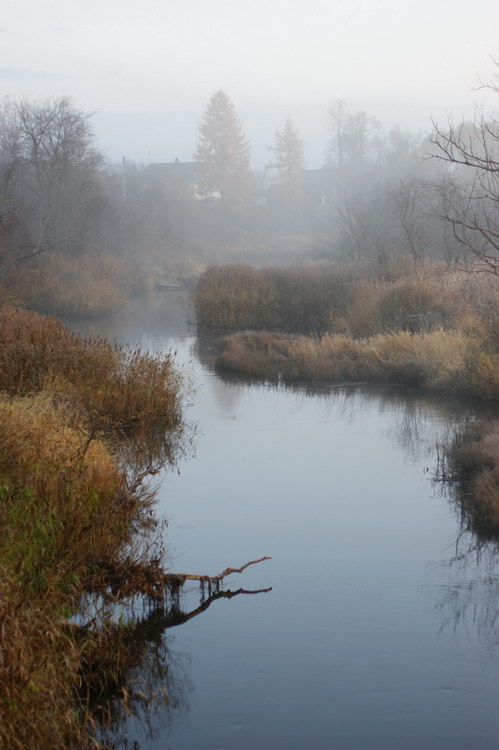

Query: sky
1,0,498,168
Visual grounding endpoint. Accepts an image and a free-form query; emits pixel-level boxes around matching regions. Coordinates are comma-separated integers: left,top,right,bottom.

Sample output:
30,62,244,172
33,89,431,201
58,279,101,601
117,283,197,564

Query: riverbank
0,306,186,749
194,258,499,531
214,329,499,399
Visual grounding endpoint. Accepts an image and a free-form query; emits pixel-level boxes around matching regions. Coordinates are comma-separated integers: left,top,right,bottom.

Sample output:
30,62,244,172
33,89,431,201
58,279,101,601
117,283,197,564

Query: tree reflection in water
433,440,499,657
93,585,271,749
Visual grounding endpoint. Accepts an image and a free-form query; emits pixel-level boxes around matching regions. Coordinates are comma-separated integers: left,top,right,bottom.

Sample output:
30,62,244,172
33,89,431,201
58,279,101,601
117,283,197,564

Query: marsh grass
194,258,498,342
0,306,185,748
0,305,184,437
215,328,498,399
193,262,356,333
1,251,153,317
440,419,499,537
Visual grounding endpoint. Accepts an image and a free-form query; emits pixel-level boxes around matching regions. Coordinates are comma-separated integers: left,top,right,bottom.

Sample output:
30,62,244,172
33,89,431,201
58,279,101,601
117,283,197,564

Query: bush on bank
0,251,154,318
0,306,185,749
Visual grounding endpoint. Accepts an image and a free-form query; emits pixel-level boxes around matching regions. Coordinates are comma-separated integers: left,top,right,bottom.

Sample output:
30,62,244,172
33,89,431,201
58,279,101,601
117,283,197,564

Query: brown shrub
0,305,184,438
0,575,86,750
193,262,356,333
0,251,151,317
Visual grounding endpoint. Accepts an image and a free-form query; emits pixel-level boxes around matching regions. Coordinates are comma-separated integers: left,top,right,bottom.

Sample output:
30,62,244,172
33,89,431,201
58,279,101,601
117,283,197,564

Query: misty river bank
70,294,499,750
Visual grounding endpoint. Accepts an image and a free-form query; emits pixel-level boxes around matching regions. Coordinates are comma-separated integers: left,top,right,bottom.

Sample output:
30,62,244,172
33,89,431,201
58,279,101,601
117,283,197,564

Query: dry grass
0,394,152,749
0,305,184,437
330,276,460,336
194,258,498,342
443,419,499,535
0,305,186,748
0,575,87,750
193,262,356,333
216,328,498,399
0,251,153,317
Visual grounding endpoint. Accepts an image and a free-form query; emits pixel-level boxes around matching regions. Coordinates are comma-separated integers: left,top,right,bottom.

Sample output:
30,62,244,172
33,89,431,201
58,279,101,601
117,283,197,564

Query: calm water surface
82,299,499,749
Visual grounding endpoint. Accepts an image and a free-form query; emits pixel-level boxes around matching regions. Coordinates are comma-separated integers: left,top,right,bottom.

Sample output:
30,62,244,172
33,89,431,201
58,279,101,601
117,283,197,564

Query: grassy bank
215,329,499,399
196,258,498,533
0,306,185,749
193,257,496,335
0,251,154,318
193,257,498,399
439,419,499,538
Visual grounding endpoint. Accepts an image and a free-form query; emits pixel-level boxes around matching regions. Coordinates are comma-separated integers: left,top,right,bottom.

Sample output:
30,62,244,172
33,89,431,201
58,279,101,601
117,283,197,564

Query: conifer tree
194,91,250,203
267,117,304,204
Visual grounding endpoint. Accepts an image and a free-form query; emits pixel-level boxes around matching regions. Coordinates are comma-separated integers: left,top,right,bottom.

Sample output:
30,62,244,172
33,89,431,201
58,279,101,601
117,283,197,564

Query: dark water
77,298,499,750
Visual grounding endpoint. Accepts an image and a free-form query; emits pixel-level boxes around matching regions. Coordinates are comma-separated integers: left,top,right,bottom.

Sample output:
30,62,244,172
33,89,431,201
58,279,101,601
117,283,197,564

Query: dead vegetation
0,306,186,748
437,420,499,538
0,251,154,318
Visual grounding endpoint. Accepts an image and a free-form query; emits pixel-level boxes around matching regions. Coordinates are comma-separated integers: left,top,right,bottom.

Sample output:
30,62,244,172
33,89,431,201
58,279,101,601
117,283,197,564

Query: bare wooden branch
167,556,272,586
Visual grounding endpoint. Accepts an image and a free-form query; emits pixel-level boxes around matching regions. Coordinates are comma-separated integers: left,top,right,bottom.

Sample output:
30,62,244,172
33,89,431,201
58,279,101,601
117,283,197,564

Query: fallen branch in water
168,556,272,587
91,556,272,601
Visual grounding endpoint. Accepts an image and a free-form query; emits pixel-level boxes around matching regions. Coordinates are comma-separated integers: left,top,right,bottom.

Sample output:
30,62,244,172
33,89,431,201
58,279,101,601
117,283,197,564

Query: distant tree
0,96,104,270
194,90,251,203
327,99,380,178
430,61,499,275
266,116,304,205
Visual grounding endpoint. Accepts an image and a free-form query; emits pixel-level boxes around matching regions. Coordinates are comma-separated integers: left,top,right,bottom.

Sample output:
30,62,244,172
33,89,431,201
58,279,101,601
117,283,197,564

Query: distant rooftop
142,161,198,181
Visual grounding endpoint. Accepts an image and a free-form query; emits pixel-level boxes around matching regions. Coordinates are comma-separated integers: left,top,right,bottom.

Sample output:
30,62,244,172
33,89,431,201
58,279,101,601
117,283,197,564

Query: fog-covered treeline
1,79,497,289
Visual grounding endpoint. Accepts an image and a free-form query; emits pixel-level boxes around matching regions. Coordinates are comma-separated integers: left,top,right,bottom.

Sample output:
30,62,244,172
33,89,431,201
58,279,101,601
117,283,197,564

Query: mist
1,3,499,749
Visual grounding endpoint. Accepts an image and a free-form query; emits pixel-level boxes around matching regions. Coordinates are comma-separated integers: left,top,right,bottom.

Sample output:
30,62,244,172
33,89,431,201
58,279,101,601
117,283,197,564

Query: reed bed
0,305,184,436
0,251,153,317
0,306,185,748
215,329,498,399
194,258,498,342
441,419,499,537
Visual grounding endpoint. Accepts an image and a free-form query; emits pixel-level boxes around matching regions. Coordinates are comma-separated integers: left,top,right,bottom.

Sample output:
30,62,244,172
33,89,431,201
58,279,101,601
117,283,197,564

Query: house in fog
141,160,200,200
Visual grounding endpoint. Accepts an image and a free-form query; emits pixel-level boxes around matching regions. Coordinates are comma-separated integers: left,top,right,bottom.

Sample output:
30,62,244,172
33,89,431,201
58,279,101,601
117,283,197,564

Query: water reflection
434,537,499,658
96,585,271,749
67,308,499,750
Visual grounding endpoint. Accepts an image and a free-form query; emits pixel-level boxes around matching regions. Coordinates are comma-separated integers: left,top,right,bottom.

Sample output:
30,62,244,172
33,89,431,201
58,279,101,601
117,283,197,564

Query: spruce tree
194,90,251,203
267,116,304,204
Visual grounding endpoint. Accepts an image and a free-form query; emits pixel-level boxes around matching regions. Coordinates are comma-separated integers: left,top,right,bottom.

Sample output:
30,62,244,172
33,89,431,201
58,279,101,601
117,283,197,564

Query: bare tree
327,100,380,181
389,178,431,262
430,63,499,275
16,96,104,256
0,96,104,272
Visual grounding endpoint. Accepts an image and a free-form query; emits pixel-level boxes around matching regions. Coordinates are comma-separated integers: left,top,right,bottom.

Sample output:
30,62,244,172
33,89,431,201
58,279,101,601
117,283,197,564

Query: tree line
0,72,498,277
193,85,498,274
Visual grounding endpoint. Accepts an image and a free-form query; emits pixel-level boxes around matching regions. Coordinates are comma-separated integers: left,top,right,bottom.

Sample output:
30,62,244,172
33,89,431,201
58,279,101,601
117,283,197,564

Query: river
76,295,499,750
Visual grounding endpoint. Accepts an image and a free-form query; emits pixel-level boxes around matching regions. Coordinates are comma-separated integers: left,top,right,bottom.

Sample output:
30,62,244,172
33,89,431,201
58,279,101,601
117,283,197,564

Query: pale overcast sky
1,0,497,167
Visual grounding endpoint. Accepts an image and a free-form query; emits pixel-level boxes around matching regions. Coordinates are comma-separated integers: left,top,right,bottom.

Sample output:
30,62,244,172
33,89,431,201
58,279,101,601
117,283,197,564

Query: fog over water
1,0,497,166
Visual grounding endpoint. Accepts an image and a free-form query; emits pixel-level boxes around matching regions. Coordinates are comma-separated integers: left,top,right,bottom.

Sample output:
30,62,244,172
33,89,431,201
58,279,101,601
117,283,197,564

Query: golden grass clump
215,328,496,399
0,305,184,437
193,262,356,333
0,394,138,750
0,575,87,750
0,394,134,590
0,250,152,317
0,304,187,748
445,419,499,534
330,276,460,337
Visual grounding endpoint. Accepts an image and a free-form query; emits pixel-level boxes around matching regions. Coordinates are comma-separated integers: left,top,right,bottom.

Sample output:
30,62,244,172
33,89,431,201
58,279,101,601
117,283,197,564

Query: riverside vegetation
193,256,499,530
0,305,188,749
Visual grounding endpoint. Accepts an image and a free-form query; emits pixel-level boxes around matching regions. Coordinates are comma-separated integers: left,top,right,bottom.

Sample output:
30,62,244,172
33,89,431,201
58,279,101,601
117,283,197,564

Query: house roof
142,162,198,183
